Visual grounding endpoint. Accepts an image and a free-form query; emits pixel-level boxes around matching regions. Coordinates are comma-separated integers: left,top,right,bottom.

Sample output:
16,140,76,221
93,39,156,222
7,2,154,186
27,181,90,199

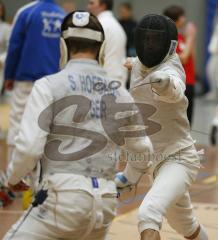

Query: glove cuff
116,174,129,184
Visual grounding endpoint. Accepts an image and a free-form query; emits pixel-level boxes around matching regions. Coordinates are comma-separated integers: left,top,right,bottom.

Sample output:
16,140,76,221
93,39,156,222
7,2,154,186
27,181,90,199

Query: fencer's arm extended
150,70,186,103
115,97,153,187
126,57,186,103
7,79,53,185
122,136,153,184
115,136,153,188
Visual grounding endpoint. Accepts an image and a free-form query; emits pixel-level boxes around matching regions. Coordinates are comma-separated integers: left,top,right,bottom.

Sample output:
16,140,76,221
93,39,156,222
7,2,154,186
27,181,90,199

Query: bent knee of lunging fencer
138,202,163,234
166,213,199,238
185,225,208,240
140,229,161,240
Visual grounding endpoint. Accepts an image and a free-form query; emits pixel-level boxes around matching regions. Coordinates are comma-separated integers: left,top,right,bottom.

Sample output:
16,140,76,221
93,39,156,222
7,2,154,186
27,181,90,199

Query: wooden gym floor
0,104,218,239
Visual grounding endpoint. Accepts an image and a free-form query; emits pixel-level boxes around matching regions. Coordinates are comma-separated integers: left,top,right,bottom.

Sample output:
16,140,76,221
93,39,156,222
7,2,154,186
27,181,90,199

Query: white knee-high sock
194,225,208,240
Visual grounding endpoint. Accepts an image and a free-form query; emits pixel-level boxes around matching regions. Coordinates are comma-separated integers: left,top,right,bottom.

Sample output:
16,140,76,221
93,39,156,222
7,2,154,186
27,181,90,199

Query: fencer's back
41,59,130,180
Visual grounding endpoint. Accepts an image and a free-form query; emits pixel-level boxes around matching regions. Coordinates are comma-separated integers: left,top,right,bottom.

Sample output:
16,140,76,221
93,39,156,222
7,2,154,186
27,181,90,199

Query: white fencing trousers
3,178,117,240
138,146,204,238
7,81,33,162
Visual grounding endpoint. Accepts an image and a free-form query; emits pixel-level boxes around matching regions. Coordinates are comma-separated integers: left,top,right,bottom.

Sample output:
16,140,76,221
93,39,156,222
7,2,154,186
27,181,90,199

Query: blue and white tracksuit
6,0,65,149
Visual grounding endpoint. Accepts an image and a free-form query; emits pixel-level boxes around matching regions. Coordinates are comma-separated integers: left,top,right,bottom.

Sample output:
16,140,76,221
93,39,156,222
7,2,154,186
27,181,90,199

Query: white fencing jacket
7,59,152,187
130,54,194,159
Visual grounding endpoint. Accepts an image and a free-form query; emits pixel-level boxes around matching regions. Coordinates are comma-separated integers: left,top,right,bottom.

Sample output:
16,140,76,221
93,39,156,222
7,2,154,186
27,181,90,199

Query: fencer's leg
186,225,201,239
140,229,160,240
4,188,99,240
166,191,208,240
3,209,58,240
138,160,198,239
85,196,117,240
7,145,15,164
185,225,208,240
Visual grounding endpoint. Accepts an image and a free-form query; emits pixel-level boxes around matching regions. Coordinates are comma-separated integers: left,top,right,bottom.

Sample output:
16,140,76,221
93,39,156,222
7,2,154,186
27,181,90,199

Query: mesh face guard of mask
135,14,178,68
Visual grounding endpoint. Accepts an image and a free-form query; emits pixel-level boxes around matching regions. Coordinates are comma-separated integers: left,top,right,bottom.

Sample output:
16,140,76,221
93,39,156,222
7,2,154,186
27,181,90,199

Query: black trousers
185,84,195,126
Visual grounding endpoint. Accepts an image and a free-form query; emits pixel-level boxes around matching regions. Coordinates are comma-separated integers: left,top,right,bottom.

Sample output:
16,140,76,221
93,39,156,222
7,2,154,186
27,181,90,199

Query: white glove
150,71,171,94
124,57,138,71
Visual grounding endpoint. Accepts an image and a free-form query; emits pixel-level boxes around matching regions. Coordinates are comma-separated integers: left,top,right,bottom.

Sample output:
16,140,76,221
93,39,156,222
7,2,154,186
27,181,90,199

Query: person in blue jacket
4,0,65,162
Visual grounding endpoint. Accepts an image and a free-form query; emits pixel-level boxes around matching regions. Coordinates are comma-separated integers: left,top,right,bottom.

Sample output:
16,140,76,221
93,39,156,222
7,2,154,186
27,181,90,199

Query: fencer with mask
115,14,208,240
4,11,152,240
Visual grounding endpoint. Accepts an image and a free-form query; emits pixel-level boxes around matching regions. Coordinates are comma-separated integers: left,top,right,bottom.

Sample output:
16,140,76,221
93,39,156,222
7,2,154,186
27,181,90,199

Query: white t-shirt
98,11,127,86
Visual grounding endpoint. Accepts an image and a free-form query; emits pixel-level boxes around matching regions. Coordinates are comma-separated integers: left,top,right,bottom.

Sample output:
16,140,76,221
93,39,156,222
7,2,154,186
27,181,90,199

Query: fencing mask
134,14,178,68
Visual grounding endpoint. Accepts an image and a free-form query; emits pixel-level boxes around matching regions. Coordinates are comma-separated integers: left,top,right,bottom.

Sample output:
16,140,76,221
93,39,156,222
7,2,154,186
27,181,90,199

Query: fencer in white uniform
4,11,152,240
115,14,208,240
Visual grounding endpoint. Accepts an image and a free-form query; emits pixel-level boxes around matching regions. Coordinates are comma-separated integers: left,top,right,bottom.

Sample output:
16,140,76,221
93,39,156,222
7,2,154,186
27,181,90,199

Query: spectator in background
207,7,218,145
62,0,76,13
119,2,137,57
164,6,197,125
4,0,65,163
207,6,218,98
87,0,128,86
0,0,11,93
